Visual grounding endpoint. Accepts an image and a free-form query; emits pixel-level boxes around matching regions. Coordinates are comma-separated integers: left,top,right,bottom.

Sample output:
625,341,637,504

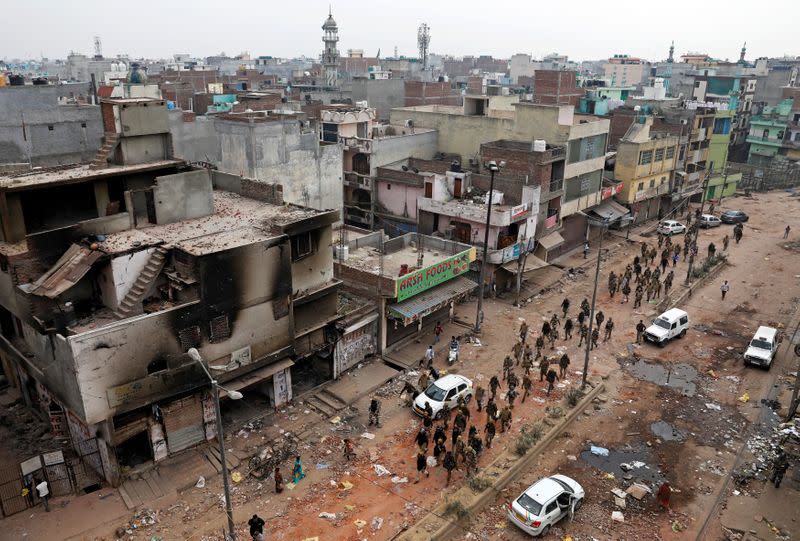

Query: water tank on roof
32,77,48,85
9,74,25,86
533,139,546,152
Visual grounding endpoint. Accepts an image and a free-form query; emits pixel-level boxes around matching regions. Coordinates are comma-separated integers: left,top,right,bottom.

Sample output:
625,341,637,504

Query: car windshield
424,384,448,401
750,339,771,350
517,493,543,516
653,318,672,330
726,211,742,216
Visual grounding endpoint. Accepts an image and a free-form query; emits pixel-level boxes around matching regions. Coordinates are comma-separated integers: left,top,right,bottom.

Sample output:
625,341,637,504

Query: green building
705,108,741,201
746,99,794,166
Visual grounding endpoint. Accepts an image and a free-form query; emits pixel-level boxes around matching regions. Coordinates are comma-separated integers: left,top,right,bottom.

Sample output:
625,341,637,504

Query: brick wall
241,178,284,205
533,70,584,106
101,102,116,133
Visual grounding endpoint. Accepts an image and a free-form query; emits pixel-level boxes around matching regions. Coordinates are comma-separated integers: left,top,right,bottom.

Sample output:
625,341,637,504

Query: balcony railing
548,178,564,193
343,171,372,190
339,136,373,153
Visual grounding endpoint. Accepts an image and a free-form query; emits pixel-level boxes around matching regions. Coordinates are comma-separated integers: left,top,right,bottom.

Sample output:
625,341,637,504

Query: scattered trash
611,511,625,523
330,416,342,424
338,480,354,491
354,519,367,529
231,471,242,483
611,488,627,499
371,516,384,530
361,432,376,440
373,464,391,476
426,455,437,468
705,403,722,411
626,483,651,500
672,521,684,532
603,473,616,480
318,512,337,520
738,392,750,403
591,445,609,457
614,496,626,509
195,476,205,489
391,476,408,484
316,463,329,470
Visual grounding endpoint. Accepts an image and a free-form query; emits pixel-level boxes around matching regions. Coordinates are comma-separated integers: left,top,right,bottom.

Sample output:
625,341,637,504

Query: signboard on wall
395,248,476,302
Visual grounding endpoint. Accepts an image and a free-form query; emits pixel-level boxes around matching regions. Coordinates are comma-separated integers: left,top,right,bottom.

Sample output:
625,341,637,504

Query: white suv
412,374,473,418
645,308,689,345
508,475,585,537
656,220,686,236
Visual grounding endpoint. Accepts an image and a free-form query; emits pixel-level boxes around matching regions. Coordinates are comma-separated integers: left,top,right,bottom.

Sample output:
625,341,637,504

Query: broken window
147,358,167,374
209,314,231,343
290,232,315,261
639,150,653,165
178,325,202,351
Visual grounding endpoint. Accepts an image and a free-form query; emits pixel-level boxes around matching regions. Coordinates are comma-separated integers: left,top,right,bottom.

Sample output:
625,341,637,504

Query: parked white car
699,214,722,228
744,326,779,369
508,474,585,537
645,308,689,345
656,220,687,235
412,374,473,419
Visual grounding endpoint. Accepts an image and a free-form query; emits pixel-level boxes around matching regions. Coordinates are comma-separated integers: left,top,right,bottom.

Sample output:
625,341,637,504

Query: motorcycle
447,342,459,365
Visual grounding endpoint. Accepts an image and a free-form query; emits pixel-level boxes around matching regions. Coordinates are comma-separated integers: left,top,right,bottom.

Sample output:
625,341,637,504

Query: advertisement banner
395,247,476,302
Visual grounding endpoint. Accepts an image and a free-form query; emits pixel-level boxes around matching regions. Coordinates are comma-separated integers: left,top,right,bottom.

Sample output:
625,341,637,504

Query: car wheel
464,393,472,403
574,498,583,510
679,329,686,338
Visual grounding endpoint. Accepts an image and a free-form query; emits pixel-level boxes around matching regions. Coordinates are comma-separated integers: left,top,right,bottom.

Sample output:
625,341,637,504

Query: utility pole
786,342,800,421
475,161,503,333
684,171,711,285
514,220,530,307
582,214,610,390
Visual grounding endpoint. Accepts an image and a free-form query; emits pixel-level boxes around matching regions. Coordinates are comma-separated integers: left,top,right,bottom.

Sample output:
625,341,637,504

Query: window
47,125,54,131
545,501,559,514
178,326,202,351
638,182,644,191
80,122,87,128
679,146,685,161
290,231,315,261
639,150,653,165
794,132,800,142
209,314,231,343
654,148,664,162
666,146,675,160
694,81,701,88
763,129,769,140
321,122,338,143
661,176,666,185
649,179,655,188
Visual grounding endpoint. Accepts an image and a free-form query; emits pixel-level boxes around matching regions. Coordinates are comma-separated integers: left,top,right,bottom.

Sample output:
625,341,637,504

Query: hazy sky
2,0,798,62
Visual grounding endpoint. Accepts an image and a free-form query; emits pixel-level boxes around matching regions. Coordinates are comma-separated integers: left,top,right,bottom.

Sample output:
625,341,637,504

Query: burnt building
0,99,341,486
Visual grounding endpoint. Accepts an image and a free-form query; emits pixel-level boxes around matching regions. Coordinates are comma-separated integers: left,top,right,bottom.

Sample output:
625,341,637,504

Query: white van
743,326,778,369
645,308,689,345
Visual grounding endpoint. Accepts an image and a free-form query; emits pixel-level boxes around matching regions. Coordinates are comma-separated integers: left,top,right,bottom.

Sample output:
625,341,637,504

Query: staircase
114,247,168,319
88,132,119,170
304,388,347,417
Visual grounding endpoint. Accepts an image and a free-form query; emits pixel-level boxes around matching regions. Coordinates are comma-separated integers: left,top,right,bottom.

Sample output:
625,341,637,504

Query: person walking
489,375,501,400
368,398,382,427
577,310,586,327
512,340,523,366
521,374,533,402
506,386,518,409
578,323,588,347
274,467,284,493
550,312,561,330
507,371,519,393
545,367,559,396
440,403,451,429
621,282,631,304
415,450,428,483
484,418,496,448
549,326,559,349
502,355,513,381
671,252,679,267
583,241,589,259
634,285,643,308
534,334,545,360
422,345,434,368
415,427,430,454
784,225,791,239
499,405,512,432
464,445,478,477
35,479,50,512
485,398,498,423
722,235,729,251
541,321,551,340
519,319,529,343
590,328,599,350
771,450,790,488
539,356,550,382
559,353,570,378
451,424,462,447
475,385,485,412
561,297,570,317
721,280,730,300
636,320,646,344
708,242,717,259
292,456,305,483
656,482,672,510
595,311,604,329
443,450,457,486
563,318,574,340
418,370,430,392
580,298,590,317
604,318,614,341
249,514,266,541
521,351,533,377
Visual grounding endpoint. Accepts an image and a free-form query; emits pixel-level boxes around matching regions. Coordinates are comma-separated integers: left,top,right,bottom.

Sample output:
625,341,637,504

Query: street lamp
582,213,611,390
187,348,242,541
474,160,505,334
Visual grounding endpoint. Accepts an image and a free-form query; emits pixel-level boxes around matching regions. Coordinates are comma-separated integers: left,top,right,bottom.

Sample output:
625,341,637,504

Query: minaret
667,41,674,63
321,8,339,88
738,42,747,65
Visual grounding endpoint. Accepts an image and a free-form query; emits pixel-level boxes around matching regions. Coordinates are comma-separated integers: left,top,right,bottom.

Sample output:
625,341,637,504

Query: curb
396,381,607,541
660,258,729,312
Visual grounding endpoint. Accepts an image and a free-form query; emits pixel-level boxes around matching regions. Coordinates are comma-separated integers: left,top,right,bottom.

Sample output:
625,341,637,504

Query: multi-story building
389,99,617,254
0,97,342,486
533,70,584,106
335,231,474,354
613,117,680,222
603,55,649,88
746,98,800,165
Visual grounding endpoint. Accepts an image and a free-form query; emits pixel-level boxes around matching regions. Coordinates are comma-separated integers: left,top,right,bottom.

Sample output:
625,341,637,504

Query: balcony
343,205,373,227
690,127,707,143
417,197,531,227
339,136,373,153
548,178,564,193
343,171,372,190
745,134,785,147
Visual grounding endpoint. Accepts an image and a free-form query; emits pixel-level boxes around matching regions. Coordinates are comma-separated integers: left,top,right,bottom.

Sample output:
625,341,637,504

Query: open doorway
116,431,154,469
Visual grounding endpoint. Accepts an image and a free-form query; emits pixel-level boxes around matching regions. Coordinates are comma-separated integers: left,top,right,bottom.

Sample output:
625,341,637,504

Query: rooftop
0,160,185,192
98,190,333,256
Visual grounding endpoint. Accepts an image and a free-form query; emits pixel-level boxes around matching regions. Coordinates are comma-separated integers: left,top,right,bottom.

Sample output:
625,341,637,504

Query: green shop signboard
395,247,476,302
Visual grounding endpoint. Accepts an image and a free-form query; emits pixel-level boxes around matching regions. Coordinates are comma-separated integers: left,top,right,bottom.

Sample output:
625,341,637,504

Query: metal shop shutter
161,395,205,454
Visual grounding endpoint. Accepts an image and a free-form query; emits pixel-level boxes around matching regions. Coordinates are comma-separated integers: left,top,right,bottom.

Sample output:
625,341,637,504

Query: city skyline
2,0,798,63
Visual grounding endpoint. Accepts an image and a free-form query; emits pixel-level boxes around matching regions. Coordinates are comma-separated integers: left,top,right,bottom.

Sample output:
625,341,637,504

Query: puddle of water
625,359,697,396
650,420,685,441
580,444,664,485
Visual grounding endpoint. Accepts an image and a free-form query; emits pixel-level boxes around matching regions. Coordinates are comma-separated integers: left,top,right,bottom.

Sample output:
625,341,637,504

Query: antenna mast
417,23,430,70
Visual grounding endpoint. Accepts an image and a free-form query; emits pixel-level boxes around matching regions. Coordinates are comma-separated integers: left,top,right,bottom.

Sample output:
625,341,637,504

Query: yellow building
615,117,679,207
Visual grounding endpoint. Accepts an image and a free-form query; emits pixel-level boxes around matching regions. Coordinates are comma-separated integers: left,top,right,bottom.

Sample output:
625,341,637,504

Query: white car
412,374,473,419
645,308,689,345
508,475,585,537
657,220,686,236
699,214,722,228
744,326,778,369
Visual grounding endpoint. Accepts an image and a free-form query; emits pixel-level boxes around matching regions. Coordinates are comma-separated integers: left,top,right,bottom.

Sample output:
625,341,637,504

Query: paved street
1,192,797,540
